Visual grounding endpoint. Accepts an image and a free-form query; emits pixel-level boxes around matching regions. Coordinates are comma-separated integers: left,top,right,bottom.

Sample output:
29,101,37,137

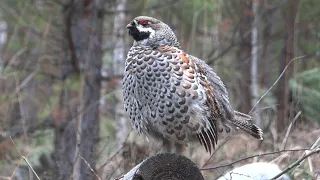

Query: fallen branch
200,148,312,171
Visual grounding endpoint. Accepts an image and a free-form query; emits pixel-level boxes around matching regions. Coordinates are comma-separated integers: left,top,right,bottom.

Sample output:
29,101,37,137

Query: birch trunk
250,0,262,127
113,0,128,148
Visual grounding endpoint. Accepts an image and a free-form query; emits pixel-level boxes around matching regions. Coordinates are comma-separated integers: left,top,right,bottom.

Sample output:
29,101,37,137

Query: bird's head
126,16,180,48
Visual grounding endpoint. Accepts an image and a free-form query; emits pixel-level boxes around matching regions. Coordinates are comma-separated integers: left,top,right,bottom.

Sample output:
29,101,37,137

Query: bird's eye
139,20,149,26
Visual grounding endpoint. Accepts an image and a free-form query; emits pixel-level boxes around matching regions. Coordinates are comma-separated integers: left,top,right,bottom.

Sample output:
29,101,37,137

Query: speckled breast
123,46,209,143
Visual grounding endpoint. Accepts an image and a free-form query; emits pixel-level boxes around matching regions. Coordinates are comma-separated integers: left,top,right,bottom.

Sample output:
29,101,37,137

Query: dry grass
1,118,319,180
108,120,320,180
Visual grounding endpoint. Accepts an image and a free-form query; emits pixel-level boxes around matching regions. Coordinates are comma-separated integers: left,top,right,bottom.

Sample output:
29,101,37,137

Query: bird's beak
126,23,133,29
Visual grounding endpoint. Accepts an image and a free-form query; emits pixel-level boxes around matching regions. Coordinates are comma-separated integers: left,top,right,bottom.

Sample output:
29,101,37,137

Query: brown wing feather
194,61,219,153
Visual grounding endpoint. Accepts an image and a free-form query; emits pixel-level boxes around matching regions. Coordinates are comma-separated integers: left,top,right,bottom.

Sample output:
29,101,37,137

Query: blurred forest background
0,0,319,179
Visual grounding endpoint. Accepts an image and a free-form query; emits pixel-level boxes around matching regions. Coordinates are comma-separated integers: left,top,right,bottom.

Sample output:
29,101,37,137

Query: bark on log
117,153,204,180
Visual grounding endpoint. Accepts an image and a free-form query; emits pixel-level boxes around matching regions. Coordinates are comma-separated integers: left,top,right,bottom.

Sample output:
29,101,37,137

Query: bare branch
10,137,40,180
206,22,240,65
200,148,312,171
79,155,102,180
281,111,301,150
305,137,320,175
10,158,23,179
249,55,306,114
271,146,320,179
201,136,231,168
3,48,28,73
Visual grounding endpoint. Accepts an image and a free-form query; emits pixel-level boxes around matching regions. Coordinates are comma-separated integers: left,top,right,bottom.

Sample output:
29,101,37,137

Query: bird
123,16,263,154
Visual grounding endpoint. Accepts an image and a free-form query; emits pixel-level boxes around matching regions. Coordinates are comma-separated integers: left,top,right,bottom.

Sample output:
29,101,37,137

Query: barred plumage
123,16,263,153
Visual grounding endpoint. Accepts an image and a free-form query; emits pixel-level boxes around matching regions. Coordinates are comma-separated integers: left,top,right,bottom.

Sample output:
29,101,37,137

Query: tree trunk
53,88,76,180
54,0,105,179
237,1,252,114
113,0,127,75
250,0,262,126
276,0,299,133
113,0,129,148
0,20,7,54
73,1,105,179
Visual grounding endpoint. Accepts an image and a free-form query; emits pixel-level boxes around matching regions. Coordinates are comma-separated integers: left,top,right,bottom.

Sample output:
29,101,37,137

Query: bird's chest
123,51,174,110
123,48,208,139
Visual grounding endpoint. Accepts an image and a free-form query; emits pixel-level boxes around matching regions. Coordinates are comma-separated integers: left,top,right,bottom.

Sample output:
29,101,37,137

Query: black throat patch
128,26,151,41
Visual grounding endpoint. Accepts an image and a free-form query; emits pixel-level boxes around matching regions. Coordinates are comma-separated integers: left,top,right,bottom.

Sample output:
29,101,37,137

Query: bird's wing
186,55,235,121
157,46,219,153
187,55,263,140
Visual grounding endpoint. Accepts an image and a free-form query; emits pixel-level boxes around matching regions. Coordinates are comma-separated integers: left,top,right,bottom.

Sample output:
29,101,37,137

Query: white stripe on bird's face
136,24,155,39
134,24,156,47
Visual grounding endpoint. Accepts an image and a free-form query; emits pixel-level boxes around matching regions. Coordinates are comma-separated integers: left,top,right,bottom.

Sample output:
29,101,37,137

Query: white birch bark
113,0,128,147
0,20,7,73
113,0,127,75
251,0,261,126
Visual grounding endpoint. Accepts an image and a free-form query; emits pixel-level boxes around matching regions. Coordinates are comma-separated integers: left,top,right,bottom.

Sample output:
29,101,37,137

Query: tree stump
119,153,204,180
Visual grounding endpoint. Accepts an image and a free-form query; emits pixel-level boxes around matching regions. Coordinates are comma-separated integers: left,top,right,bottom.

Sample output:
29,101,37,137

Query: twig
229,172,254,179
201,136,231,168
271,147,320,179
207,22,240,65
249,55,306,114
13,67,39,94
10,158,23,179
99,129,132,169
0,176,11,180
106,130,134,179
108,158,124,180
115,161,144,180
307,153,314,176
10,137,40,180
251,104,279,113
281,111,301,150
304,137,320,175
309,137,320,150
3,48,28,73
200,148,311,171
300,137,320,165
79,155,102,180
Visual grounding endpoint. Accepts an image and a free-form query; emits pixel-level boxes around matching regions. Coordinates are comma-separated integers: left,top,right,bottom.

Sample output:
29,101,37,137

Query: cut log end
119,153,204,180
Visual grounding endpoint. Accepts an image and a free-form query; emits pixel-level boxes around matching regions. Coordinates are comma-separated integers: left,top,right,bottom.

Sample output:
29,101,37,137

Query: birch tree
112,0,128,148
250,0,262,126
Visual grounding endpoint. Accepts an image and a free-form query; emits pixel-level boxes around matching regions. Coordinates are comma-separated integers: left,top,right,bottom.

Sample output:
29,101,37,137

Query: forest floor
0,119,319,180
107,119,320,180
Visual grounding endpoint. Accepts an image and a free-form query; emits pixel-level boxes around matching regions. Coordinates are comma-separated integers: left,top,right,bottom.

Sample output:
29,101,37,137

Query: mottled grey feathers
123,16,263,153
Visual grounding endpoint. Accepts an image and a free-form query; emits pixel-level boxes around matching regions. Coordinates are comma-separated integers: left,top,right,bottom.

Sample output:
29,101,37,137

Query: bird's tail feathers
232,111,263,140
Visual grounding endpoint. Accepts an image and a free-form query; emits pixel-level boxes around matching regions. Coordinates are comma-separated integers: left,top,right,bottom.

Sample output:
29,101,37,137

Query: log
116,153,204,180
